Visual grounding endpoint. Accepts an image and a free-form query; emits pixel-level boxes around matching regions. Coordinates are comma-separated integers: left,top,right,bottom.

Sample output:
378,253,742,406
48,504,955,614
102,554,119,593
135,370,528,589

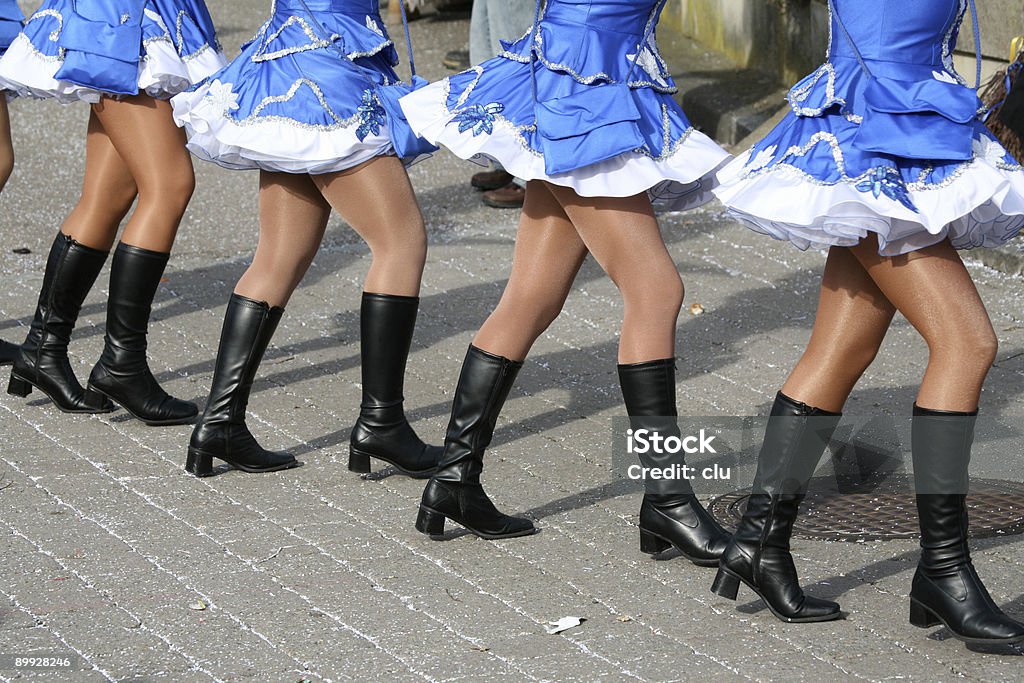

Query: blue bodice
828,0,964,75
253,0,397,64
274,0,381,14
542,0,662,35
499,0,674,92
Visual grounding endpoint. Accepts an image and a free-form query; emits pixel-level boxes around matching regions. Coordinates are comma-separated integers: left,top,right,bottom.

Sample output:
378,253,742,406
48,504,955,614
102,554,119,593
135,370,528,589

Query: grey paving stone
1,3,1023,682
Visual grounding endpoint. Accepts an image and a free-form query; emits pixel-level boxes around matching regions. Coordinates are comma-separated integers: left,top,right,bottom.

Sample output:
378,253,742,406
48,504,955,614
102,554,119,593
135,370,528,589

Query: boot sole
8,371,116,415
711,567,843,624
638,527,721,567
186,447,300,478
86,384,197,427
416,505,539,541
348,446,437,479
909,598,1024,645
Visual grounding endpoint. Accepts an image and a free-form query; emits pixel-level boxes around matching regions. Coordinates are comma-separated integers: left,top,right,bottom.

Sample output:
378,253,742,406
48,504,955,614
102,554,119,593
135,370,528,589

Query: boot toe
986,618,1024,642
155,397,199,425
502,516,537,537
707,531,732,558
475,514,536,540
794,595,842,622
0,341,18,366
419,444,444,470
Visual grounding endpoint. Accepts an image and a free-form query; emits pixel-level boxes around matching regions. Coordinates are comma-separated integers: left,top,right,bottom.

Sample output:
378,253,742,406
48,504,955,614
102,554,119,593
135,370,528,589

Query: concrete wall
959,0,1021,61
663,0,1022,85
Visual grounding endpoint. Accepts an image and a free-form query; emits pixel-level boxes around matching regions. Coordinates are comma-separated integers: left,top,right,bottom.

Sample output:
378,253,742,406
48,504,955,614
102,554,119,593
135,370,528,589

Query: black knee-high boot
84,243,198,425
0,340,18,366
416,345,536,540
347,293,442,478
8,233,114,413
618,359,730,566
908,405,1024,644
711,392,843,622
186,294,298,477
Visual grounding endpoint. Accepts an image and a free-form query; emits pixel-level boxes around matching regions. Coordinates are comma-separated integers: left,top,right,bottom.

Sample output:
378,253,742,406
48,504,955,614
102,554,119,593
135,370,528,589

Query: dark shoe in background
436,0,474,16
443,49,471,71
482,182,526,209
470,168,514,191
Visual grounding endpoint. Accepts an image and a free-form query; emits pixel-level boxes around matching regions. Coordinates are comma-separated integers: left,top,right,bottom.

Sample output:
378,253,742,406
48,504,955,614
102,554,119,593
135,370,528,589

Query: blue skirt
399,0,730,210
0,0,225,102
173,0,421,174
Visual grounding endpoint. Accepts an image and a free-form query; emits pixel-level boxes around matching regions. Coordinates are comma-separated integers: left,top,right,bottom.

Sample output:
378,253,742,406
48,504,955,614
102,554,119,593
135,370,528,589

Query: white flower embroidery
627,47,669,88
365,16,384,36
973,136,1007,165
746,145,778,171
204,80,240,116
144,8,169,35
932,70,958,84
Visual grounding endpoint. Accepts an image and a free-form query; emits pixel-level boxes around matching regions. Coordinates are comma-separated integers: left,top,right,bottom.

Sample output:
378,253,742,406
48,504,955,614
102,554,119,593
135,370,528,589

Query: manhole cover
708,476,1024,541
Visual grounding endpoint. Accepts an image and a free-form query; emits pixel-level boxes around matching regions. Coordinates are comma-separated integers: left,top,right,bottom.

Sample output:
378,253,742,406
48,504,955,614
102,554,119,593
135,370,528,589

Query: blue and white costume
173,0,424,175
399,0,730,211
0,0,225,103
714,0,1024,256
0,0,23,58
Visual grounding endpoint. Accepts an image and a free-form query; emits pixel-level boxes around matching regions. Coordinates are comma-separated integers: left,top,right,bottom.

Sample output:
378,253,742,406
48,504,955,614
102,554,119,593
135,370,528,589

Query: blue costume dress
0,0,22,58
173,0,423,175
714,0,1024,256
399,0,730,210
0,0,225,103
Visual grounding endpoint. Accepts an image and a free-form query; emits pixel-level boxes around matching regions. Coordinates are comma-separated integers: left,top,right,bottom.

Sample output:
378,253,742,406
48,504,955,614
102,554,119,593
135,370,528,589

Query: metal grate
708,476,1024,541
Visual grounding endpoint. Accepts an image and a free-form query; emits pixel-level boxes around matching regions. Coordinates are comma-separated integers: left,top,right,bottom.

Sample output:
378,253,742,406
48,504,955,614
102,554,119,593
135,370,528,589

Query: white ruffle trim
140,39,226,99
172,85,394,174
0,33,225,103
400,79,730,209
715,150,1024,255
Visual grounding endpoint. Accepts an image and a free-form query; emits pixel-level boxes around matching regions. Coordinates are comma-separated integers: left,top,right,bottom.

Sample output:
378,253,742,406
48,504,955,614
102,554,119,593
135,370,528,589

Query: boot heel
416,507,445,538
639,528,671,555
185,448,214,477
83,387,110,411
711,568,741,600
348,448,371,473
7,375,31,398
909,599,940,628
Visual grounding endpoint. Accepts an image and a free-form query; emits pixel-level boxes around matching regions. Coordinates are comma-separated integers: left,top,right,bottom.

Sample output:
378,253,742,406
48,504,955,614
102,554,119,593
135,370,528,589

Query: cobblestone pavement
0,3,1022,681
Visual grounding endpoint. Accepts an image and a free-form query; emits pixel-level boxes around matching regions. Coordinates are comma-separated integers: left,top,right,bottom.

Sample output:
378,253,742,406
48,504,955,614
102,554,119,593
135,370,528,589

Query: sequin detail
450,102,504,136
355,88,386,140
253,16,332,62
236,77,360,130
788,63,843,117
855,166,917,211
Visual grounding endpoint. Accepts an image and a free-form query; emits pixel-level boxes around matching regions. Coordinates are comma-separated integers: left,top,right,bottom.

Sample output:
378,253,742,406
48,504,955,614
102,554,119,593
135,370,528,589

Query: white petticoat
0,32,225,103
715,147,1024,255
172,82,395,175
